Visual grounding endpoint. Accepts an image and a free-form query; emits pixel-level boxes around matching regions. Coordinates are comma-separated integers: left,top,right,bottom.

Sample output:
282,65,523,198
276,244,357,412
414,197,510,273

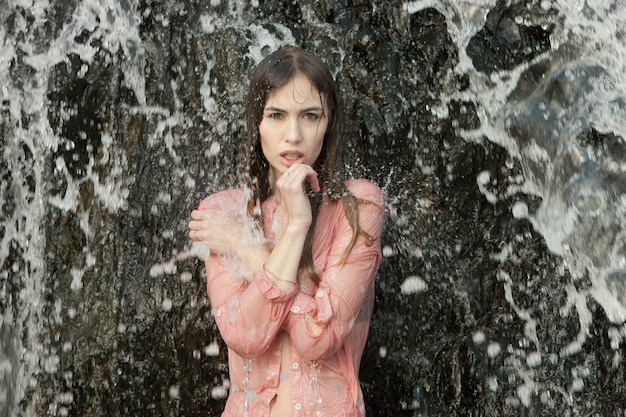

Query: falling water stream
1,0,625,416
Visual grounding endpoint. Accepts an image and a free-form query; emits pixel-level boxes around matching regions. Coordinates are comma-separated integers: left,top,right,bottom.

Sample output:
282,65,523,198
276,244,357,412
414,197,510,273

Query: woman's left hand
188,208,269,270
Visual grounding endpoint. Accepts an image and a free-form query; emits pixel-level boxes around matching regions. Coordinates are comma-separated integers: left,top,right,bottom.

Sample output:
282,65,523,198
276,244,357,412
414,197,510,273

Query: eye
303,112,320,120
267,112,284,120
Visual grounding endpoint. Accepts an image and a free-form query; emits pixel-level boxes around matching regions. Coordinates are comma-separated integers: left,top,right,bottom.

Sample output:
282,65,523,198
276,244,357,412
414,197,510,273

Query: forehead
265,73,324,108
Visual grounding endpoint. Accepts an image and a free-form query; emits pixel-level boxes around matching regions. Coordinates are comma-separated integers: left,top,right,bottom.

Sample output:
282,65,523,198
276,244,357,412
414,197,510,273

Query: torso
206,180,383,417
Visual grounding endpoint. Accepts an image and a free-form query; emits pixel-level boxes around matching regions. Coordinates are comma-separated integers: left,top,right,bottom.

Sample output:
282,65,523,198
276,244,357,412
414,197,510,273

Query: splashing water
426,0,626,410
444,0,626,322
305,360,323,417
2,0,626,415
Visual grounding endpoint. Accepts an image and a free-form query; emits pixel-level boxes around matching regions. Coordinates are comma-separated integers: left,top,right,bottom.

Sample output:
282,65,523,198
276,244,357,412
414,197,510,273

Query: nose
284,117,302,143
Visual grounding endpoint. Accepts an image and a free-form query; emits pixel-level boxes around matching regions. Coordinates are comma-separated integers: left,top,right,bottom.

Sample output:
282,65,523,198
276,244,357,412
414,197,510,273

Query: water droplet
168,385,180,399
211,385,227,399
400,276,428,295
487,342,501,358
512,201,528,219
180,271,192,283
472,331,486,344
526,351,542,367
379,346,387,358
204,340,220,356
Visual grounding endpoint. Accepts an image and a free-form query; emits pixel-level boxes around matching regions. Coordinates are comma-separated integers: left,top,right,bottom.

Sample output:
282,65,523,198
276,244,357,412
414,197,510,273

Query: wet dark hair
245,45,367,285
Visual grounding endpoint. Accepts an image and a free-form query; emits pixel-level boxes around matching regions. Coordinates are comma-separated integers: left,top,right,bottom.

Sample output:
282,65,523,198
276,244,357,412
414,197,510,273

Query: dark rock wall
1,1,625,416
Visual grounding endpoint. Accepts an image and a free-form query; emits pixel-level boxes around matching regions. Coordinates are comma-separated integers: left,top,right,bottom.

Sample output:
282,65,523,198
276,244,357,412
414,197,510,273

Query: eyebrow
263,106,324,113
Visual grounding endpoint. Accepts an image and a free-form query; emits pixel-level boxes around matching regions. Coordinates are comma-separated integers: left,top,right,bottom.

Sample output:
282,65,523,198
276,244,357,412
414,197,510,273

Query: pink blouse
201,179,384,417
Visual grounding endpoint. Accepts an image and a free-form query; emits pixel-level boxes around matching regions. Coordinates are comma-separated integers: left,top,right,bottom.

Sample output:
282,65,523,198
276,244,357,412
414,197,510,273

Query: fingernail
198,206,207,211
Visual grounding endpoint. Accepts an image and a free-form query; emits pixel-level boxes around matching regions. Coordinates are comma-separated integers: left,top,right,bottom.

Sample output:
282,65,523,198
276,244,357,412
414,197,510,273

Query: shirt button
292,306,300,313
292,362,299,369
316,290,324,298
215,309,222,317
294,403,302,410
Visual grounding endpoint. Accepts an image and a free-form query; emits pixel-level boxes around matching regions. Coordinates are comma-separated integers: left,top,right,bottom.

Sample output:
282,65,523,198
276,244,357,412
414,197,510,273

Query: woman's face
259,73,328,186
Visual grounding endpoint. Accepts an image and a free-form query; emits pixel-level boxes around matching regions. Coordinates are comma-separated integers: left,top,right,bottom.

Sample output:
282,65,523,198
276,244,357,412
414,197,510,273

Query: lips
280,151,304,166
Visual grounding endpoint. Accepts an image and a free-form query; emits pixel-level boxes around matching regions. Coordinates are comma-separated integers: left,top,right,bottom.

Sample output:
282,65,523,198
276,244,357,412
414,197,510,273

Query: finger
188,219,201,231
290,165,320,193
190,208,213,220
306,170,320,193
282,164,317,187
188,221,207,240
276,172,306,194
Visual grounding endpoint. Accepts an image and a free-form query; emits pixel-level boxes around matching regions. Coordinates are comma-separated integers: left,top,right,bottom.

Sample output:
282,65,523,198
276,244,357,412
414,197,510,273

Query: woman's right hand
272,162,320,233
261,162,320,289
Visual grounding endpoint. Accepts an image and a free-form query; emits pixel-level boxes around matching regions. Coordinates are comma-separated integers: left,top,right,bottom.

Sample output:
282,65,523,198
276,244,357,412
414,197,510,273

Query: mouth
280,151,304,165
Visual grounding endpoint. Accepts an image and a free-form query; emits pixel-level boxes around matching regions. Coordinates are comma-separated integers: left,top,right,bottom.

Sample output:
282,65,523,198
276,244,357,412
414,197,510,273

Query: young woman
188,45,384,417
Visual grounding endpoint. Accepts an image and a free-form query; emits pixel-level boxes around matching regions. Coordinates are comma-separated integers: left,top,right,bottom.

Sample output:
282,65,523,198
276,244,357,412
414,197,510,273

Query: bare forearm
263,224,308,290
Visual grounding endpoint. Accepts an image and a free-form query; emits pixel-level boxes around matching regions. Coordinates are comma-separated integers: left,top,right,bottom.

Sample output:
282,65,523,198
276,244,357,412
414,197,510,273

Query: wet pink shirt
202,179,384,417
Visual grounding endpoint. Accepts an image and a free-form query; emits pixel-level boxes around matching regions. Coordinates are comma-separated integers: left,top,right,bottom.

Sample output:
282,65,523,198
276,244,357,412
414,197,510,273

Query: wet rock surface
1,1,625,416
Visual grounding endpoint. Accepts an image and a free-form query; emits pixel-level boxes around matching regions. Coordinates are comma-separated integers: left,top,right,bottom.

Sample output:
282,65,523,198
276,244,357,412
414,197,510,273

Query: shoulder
345,179,384,207
198,188,248,212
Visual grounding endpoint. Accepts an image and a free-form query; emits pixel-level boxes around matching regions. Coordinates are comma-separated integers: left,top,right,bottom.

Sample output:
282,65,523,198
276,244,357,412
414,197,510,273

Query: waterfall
1,0,625,415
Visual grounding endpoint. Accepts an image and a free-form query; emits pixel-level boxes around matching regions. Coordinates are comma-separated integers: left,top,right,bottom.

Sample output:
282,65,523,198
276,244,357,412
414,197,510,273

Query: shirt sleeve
206,256,298,358
283,180,384,360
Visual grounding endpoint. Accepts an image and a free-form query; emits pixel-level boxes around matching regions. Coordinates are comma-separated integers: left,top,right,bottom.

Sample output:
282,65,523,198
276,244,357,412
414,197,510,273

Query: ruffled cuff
254,266,299,302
